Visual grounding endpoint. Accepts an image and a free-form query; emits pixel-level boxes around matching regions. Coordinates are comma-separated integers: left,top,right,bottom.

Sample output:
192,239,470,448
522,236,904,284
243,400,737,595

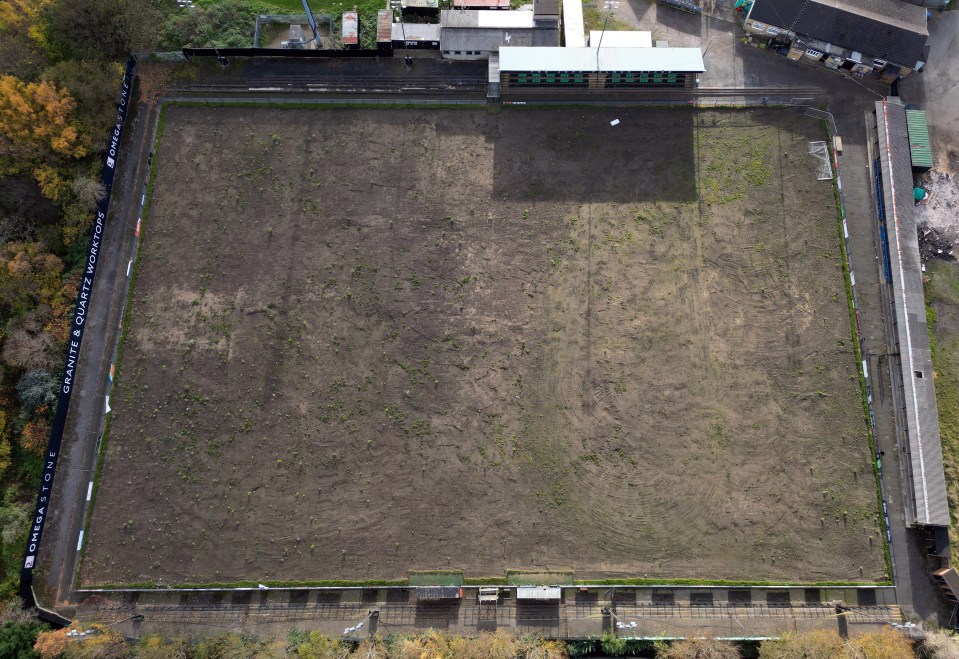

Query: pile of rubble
918,226,956,262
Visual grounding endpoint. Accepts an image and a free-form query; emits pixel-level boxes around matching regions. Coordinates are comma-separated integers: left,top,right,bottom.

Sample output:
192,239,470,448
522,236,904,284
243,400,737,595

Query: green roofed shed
906,110,933,170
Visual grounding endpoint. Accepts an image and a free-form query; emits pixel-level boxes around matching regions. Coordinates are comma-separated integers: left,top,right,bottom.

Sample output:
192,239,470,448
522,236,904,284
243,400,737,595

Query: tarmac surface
901,11,959,166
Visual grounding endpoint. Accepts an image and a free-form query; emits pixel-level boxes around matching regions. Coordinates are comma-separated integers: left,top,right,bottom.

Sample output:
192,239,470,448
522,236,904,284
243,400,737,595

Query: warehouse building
440,0,559,60
441,9,558,59
744,0,928,79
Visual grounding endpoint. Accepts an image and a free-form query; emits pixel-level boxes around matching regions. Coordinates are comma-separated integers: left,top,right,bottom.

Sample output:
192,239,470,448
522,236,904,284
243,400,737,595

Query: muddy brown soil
82,107,885,585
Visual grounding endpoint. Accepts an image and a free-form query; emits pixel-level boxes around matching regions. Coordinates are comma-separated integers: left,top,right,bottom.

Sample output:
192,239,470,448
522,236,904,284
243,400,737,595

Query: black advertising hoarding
19,56,137,604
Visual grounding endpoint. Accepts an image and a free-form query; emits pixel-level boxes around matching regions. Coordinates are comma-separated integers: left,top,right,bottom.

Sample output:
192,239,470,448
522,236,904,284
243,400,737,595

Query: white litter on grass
610,119,620,126
104,396,111,414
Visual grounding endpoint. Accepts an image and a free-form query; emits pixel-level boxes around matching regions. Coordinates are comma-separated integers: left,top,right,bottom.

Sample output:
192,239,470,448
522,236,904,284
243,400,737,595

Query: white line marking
77,530,84,552
87,481,93,501
127,258,133,277
105,396,111,414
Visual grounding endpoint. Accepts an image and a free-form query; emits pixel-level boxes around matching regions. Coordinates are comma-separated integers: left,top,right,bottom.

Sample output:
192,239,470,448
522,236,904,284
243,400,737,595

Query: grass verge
923,259,959,568
828,139,893,583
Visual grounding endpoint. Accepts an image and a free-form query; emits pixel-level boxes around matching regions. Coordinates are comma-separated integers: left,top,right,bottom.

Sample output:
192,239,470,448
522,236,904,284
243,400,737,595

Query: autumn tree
57,625,129,658
33,625,68,659
0,75,86,177
0,0,50,78
663,637,742,659
0,243,62,321
759,628,913,659
847,626,915,658
0,413,10,475
290,630,352,659
920,629,959,658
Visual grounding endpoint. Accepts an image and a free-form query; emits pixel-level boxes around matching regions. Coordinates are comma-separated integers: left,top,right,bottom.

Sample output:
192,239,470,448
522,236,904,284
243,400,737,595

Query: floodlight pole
595,7,612,74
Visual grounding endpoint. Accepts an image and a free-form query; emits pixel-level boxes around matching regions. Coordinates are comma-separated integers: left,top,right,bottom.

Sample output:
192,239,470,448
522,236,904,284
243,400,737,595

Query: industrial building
744,0,928,79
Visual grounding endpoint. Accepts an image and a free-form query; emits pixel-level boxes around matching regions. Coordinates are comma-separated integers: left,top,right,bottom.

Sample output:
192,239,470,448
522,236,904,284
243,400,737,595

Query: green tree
41,60,123,147
38,0,158,61
160,0,270,49
0,620,43,659
15,369,57,411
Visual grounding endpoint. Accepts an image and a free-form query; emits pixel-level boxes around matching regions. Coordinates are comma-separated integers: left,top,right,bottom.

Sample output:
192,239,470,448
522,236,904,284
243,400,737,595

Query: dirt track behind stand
81,107,885,585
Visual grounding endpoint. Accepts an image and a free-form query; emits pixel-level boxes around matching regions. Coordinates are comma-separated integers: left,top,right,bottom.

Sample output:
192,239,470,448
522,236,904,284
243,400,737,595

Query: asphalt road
34,93,157,607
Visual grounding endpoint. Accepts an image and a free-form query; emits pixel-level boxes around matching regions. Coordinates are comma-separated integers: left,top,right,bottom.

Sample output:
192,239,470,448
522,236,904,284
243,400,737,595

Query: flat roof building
453,0,511,7
377,9,393,49
562,0,585,47
341,11,358,47
392,21,441,48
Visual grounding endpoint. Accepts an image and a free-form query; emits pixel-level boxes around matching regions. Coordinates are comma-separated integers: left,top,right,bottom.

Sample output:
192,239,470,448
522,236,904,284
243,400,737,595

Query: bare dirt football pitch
81,107,886,585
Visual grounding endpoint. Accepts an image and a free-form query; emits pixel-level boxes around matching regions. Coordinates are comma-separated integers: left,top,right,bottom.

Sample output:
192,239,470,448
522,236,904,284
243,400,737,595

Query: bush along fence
18,56,138,606
804,107,895,581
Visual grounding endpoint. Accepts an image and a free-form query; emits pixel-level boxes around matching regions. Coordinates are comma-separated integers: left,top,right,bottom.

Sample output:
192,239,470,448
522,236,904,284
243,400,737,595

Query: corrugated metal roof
874,99,950,527
906,109,933,169
516,586,562,600
589,30,653,47
342,11,358,44
748,0,927,67
563,0,585,47
499,46,705,71
392,22,442,40
402,0,440,7
377,10,393,42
